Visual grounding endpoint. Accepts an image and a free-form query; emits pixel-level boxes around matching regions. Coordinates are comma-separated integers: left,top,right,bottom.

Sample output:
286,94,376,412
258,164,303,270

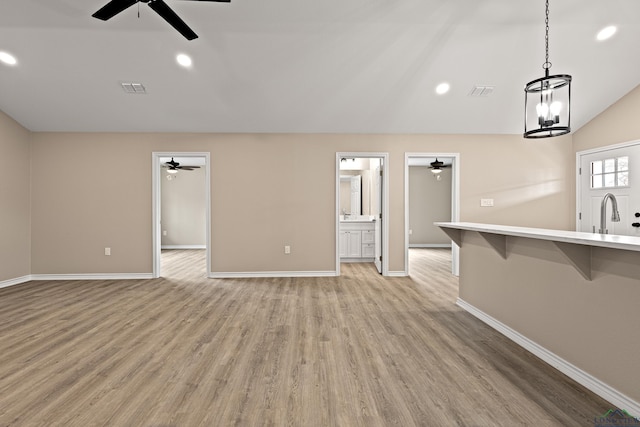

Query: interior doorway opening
152,152,211,278
336,153,389,276
404,153,460,276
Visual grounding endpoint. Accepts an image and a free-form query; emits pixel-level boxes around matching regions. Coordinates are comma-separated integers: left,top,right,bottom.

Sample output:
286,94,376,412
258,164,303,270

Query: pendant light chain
543,0,551,71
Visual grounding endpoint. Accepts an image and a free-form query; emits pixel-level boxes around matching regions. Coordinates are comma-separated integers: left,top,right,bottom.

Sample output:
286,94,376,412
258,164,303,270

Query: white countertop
340,215,375,223
435,222,640,252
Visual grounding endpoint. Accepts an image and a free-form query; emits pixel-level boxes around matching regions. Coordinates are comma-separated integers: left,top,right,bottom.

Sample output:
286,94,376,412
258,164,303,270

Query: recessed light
0,51,17,66
176,53,192,68
435,82,450,95
596,25,617,41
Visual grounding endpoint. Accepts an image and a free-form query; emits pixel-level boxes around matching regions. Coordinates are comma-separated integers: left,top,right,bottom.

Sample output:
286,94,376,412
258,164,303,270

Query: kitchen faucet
598,192,620,234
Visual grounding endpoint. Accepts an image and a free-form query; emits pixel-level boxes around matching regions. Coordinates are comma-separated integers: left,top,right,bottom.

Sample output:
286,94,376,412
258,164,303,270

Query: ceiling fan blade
92,0,139,20
148,0,198,40
180,166,200,170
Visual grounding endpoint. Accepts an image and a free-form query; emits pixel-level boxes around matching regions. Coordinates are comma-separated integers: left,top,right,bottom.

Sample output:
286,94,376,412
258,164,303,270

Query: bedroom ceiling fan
163,157,201,174
92,0,231,41
428,158,450,175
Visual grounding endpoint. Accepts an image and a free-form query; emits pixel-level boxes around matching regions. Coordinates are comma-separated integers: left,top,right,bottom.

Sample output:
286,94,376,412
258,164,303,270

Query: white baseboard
387,271,408,277
161,245,206,250
409,244,452,248
209,271,338,279
456,298,640,418
0,275,32,289
31,273,154,281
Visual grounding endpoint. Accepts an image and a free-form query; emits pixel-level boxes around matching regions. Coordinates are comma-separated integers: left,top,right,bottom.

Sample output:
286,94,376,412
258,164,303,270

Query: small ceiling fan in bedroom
163,157,201,174
428,158,450,175
92,0,231,41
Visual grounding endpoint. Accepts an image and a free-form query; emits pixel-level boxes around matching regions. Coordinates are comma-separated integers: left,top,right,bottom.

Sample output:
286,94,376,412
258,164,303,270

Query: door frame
404,152,460,276
575,139,640,231
152,152,211,278
336,152,389,276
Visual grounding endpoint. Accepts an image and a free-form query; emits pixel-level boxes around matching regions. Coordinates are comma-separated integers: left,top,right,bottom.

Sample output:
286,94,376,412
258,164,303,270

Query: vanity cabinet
361,230,375,258
339,230,362,258
340,221,375,261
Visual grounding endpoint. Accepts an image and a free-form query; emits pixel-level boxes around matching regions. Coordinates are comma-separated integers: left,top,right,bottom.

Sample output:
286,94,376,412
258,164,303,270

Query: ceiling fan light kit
428,158,449,175
524,0,572,139
92,0,231,41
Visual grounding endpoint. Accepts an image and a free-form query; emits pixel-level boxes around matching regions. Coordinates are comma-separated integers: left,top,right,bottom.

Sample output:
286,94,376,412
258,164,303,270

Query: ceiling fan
429,158,450,174
163,157,201,174
92,0,231,41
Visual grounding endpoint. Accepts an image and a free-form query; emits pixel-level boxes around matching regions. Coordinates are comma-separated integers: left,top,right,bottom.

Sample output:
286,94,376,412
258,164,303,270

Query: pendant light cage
524,0,572,139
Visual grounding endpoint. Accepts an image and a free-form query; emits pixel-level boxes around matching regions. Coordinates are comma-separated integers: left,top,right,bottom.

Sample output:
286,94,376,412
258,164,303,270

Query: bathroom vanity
339,216,376,262
436,221,640,413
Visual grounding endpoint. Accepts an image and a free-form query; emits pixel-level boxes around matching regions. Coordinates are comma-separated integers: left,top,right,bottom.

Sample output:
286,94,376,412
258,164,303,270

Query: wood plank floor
0,249,611,426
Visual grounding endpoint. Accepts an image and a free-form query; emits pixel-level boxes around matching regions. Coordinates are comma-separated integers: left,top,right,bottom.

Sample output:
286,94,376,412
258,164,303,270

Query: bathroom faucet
599,192,620,234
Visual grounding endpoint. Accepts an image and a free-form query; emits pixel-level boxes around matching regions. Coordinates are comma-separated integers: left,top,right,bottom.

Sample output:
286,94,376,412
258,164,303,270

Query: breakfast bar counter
435,222,640,415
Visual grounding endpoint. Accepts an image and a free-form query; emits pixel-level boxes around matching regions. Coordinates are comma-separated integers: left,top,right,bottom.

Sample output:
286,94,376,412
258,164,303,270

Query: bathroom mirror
340,175,361,215
339,158,381,216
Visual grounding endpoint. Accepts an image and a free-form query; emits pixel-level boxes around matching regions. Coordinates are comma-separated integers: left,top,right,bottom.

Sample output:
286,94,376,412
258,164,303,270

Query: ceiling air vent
469,86,494,97
120,82,147,94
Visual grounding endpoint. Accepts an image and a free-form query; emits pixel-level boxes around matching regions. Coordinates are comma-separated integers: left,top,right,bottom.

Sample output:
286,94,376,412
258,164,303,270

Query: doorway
336,153,389,276
152,152,211,278
404,153,460,276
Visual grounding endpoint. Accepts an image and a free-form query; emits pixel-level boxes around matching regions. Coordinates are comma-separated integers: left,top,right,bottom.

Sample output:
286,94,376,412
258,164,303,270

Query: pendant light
524,0,571,139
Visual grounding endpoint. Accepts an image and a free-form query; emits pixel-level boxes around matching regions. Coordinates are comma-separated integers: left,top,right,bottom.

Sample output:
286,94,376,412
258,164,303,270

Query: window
591,156,629,189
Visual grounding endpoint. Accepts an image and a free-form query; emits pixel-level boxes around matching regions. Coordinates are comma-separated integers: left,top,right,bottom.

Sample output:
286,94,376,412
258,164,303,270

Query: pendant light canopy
524,0,571,139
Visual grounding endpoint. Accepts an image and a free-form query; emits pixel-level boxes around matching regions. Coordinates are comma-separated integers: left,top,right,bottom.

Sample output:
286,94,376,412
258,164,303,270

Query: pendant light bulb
536,103,549,118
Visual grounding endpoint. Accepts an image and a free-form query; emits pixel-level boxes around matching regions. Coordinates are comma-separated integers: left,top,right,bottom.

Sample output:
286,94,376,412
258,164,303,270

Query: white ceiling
1,0,639,134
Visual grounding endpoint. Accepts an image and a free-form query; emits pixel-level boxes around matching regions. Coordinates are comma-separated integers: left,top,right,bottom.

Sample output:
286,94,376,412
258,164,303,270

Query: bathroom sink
340,215,375,222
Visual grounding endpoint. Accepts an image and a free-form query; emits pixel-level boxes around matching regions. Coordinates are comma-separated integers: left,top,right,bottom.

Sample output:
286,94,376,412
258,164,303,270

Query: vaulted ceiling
1,0,639,134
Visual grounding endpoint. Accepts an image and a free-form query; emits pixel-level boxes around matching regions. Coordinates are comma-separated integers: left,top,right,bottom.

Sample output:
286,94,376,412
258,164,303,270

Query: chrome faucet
599,192,620,234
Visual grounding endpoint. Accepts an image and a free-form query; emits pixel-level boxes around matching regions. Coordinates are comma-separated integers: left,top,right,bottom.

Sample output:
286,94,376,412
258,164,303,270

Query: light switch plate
480,198,494,207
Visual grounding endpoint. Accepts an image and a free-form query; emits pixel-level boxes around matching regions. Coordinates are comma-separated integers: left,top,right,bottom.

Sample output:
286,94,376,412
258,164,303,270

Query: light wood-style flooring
0,249,611,426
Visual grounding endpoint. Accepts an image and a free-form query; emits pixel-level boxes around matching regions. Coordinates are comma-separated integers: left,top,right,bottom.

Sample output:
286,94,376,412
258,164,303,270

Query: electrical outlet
105,247,111,256
163,230,167,236
284,245,291,254
480,198,494,207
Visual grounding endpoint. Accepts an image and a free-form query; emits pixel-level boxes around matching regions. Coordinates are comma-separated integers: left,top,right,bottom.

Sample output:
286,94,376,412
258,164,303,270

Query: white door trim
152,152,211,278
575,139,640,232
336,152,389,276
404,152,460,276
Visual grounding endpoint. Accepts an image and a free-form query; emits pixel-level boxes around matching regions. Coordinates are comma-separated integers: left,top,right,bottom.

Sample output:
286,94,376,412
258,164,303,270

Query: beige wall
26,132,573,275
161,167,206,247
5,84,639,278
409,166,451,245
574,84,640,153
0,111,31,282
